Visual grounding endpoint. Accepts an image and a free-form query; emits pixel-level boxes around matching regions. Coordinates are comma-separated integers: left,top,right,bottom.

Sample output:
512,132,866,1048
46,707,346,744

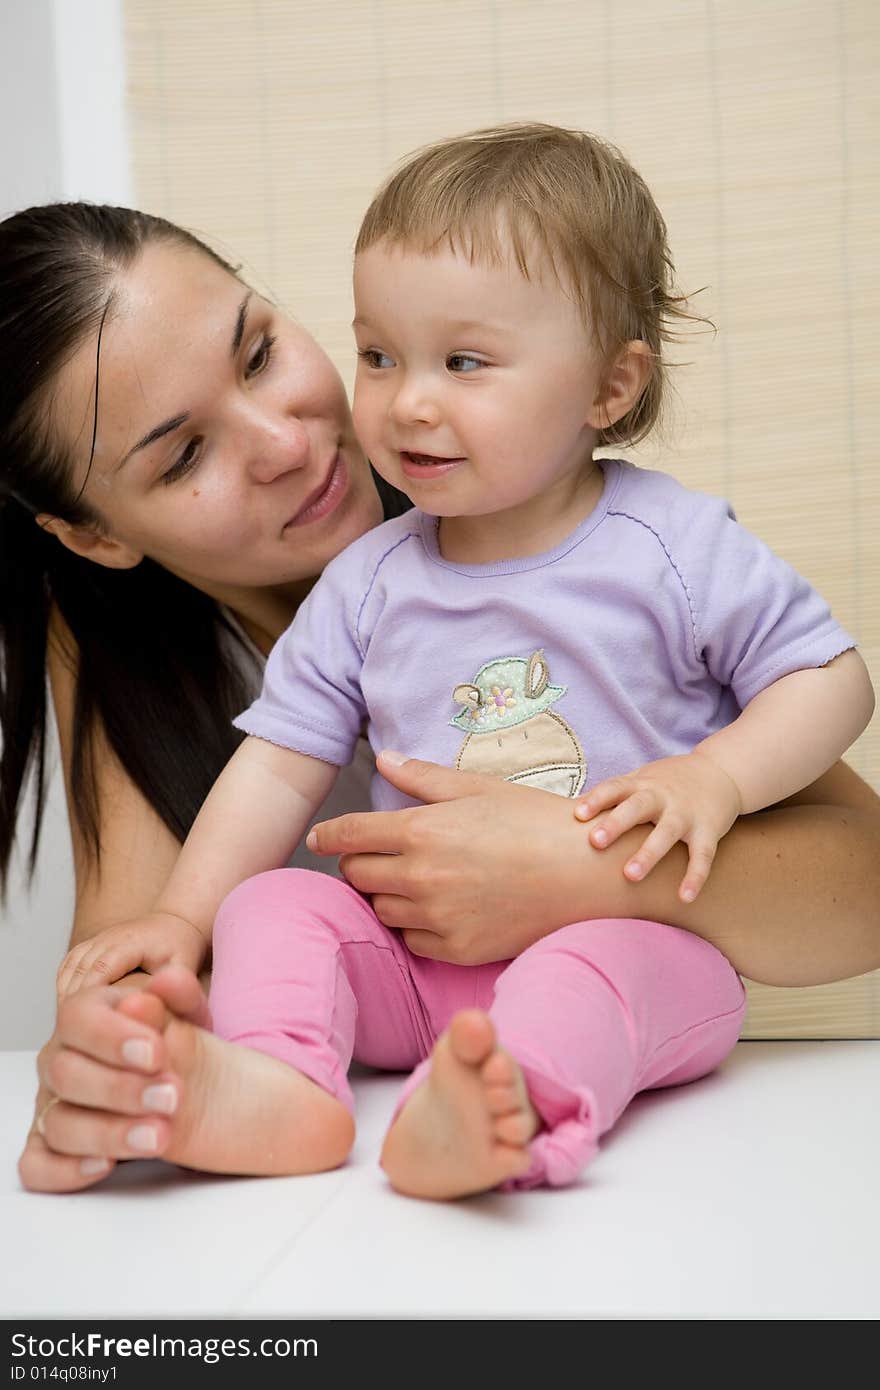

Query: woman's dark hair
0,207,258,895
0,204,410,899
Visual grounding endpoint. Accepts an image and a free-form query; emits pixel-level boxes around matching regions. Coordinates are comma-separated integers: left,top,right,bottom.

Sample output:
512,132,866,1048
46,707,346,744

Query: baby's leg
123,869,430,1176
382,920,745,1197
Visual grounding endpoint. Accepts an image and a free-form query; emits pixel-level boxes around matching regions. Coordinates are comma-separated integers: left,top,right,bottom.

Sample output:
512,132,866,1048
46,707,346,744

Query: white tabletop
2,1042,878,1321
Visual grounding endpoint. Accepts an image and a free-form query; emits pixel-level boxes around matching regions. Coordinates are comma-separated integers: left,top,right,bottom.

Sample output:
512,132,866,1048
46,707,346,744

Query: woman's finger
374,751,495,804
400,928,453,961
18,1129,116,1194
370,892,422,931
53,991,167,1074
337,851,410,895
33,1096,173,1160
38,1046,180,1118
308,810,408,856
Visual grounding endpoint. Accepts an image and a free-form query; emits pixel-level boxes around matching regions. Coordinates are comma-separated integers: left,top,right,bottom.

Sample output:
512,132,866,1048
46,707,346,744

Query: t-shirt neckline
418,458,623,576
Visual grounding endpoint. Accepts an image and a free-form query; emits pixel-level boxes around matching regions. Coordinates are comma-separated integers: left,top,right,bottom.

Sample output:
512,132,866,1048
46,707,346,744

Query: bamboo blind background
123,0,878,1038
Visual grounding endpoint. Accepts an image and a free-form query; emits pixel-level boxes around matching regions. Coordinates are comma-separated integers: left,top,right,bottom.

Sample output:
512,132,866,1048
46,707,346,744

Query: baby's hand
574,752,743,902
57,912,207,998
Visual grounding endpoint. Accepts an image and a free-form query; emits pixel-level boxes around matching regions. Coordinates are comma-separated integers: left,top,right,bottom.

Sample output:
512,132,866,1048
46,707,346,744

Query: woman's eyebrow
115,411,190,471
230,291,253,357
115,291,254,471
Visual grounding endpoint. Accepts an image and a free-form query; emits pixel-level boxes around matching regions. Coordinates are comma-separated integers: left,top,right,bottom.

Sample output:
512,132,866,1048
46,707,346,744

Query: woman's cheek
171,475,250,551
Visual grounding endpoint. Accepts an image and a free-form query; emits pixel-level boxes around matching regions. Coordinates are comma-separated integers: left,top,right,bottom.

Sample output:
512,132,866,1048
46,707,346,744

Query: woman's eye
357,349,394,369
162,437,202,485
447,354,483,373
246,332,277,378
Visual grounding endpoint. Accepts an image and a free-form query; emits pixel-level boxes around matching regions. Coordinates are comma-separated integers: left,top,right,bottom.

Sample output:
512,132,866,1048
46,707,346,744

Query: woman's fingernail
80,1157,112,1177
121,1038,154,1069
126,1124,159,1153
626,861,644,879
682,887,696,903
592,829,608,845
379,749,407,767
305,830,317,850
142,1084,177,1115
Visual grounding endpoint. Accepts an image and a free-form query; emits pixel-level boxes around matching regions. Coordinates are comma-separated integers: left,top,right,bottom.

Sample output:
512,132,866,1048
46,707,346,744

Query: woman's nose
246,411,311,482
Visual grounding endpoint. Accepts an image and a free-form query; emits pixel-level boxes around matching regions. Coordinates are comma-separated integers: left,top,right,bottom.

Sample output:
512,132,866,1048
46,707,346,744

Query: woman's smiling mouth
284,452,348,528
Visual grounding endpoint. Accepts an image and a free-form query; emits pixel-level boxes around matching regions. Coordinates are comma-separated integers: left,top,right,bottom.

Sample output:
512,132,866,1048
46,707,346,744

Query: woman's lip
284,452,347,528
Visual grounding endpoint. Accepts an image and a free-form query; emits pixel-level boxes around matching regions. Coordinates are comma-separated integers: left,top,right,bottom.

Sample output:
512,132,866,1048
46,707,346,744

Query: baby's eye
446,354,484,374
357,349,395,369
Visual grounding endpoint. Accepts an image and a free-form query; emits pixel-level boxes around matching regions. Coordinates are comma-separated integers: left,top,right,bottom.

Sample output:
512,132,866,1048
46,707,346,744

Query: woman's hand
306,752,614,965
18,983,178,1193
308,751,880,982
56,912,207,998
574,751,743,902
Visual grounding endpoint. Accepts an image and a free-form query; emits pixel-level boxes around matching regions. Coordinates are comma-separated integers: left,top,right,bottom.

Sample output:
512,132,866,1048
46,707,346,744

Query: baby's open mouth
401,451,464,469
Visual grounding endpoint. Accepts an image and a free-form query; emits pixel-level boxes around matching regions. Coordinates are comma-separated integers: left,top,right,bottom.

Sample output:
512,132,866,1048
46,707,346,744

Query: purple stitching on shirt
353,529,420,660
606,506,702,664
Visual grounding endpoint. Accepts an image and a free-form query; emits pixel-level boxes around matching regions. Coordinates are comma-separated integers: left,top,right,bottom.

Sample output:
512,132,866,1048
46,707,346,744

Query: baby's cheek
351,382,382,448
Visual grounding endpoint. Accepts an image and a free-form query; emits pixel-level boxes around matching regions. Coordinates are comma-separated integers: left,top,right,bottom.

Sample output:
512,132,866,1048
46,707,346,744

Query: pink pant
208,868,745,1189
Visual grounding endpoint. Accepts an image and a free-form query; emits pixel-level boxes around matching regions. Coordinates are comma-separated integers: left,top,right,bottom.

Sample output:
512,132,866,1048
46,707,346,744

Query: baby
59,124,874,1197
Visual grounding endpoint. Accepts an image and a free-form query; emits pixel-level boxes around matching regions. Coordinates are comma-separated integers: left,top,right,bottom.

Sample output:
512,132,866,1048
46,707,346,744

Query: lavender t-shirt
234,460,856,810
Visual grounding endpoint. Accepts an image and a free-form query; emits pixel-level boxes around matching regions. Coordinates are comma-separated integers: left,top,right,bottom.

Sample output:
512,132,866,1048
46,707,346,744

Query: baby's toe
481,1046,521,1089
485,1080,524,1117
493,1111,536,1146
117,992,167,1031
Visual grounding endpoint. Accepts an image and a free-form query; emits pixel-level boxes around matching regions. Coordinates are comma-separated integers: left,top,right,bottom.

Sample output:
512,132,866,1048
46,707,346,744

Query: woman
2,203,878,1193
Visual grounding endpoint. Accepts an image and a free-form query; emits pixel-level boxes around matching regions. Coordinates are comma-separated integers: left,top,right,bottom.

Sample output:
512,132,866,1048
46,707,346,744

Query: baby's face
351,237,606,521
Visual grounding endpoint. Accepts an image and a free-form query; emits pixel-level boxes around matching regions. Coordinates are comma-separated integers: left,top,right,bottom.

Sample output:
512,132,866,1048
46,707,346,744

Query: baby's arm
577,648,875,902
694,649,874,813
57,737,338,994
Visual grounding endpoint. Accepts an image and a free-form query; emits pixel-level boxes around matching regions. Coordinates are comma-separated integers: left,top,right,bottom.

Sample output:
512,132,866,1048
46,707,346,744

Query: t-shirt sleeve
232,565,367,767
677,494,857,708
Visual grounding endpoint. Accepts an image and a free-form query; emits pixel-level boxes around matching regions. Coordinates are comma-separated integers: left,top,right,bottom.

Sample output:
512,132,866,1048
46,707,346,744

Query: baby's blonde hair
356,122,705,446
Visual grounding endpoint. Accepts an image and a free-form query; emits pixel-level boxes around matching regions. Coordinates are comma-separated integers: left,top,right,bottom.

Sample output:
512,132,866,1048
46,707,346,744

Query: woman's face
50,240,381,592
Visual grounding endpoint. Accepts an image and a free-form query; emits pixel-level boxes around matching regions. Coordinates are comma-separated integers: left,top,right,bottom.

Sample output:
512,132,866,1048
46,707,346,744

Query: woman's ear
35,515,144,570
587,340,653,431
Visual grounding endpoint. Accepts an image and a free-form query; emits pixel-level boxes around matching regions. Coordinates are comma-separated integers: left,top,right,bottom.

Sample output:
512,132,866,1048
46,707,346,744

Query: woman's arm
618,760,880,984
18,617,192,1193
48,609,183,947
307,752,880,987
24,613,338,1192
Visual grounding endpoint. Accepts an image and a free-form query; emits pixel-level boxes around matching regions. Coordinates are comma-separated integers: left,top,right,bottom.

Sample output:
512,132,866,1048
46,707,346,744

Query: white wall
0,0,132,1047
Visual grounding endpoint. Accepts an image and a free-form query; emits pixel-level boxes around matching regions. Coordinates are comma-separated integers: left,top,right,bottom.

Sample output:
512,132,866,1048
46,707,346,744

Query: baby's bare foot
380,1009,539,1199
118,966,353,1176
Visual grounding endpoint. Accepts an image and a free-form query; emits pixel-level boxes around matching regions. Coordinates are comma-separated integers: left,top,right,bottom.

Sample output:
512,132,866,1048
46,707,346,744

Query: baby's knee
214,867,365,941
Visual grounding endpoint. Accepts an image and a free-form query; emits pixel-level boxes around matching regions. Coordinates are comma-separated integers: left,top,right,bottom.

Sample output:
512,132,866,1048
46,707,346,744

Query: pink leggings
208,868,746,1189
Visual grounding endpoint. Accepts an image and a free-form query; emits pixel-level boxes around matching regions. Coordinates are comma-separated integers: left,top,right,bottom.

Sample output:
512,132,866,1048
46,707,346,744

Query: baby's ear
36,514,144,570
588,340,653,431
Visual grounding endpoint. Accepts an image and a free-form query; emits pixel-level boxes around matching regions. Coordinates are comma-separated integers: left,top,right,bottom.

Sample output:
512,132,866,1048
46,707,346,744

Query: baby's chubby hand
57,911,208,999
573,751,743,902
